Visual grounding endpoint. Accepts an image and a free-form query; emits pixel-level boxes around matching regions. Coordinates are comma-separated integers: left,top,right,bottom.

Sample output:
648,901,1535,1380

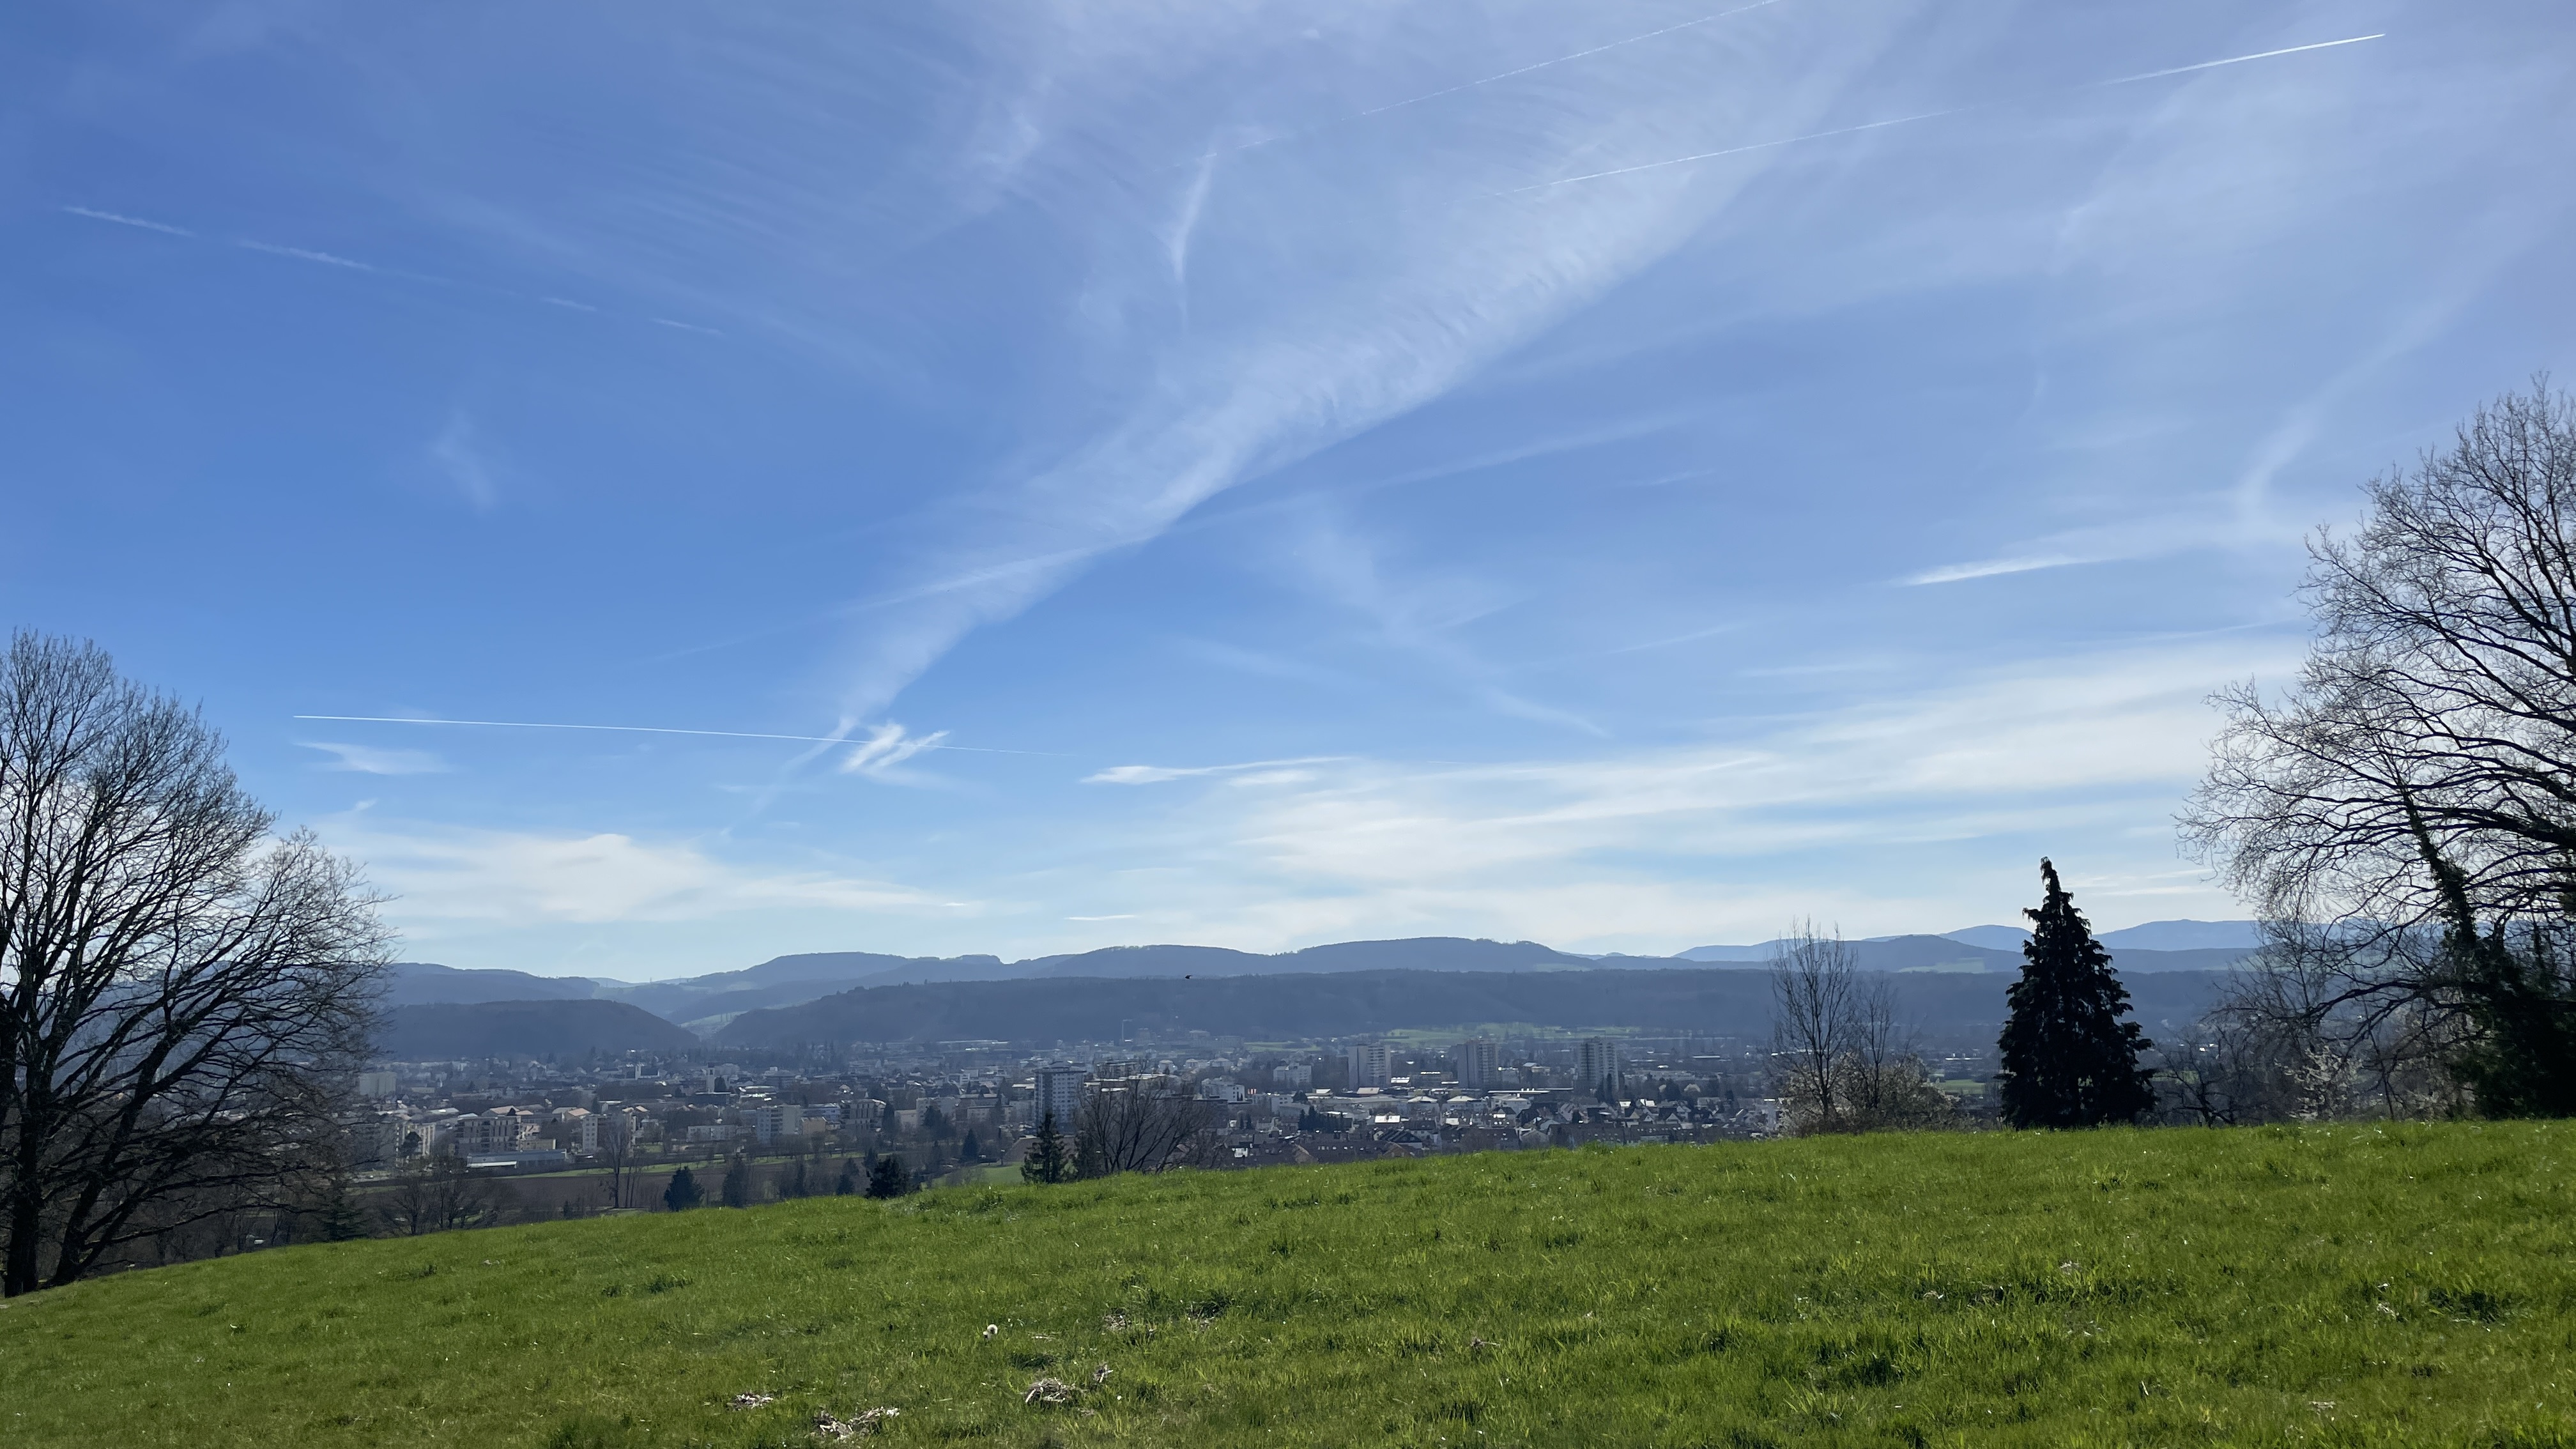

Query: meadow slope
2,1123,2570,1448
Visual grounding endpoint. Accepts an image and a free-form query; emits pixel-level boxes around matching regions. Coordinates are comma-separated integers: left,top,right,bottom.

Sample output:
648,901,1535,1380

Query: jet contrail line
1498,32,2385,195
291,714,1059,755
57,207,727,338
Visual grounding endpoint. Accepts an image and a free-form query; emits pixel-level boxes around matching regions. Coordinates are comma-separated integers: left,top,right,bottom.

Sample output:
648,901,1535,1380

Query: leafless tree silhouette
2186,382,2576,1114
1071,1078,1217,1175
1,634,387,1294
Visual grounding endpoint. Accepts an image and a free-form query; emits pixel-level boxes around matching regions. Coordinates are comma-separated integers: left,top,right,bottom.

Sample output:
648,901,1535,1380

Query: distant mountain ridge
378,925,2262,1052
381,937,1603,1023
1679,919,2265,962
714,967,2236,1052
377,1000,699,1059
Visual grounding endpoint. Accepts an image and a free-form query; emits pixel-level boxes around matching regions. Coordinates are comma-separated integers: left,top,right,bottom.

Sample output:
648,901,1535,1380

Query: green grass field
4,1123,2571,1447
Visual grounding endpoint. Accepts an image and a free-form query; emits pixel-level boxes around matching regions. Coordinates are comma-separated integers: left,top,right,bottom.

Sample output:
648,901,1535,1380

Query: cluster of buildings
343,1030,1888,1190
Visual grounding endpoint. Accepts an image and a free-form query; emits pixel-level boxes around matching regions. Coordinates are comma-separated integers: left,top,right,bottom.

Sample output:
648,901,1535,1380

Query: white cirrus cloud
1901,554,2093,586
839,721,949,778
299,740,451,776
321,818,955,926
1085,756,1344,786
1054,634,2303,949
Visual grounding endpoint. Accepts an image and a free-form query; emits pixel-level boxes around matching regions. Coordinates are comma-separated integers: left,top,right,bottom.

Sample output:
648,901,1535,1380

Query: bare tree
598,1110,637,1210
2185,383,2576,1114
1768,923,1956,1135
2159,947,2466,1126
378,1151,510,1236
1071,1078,1216,1176
1769,923,1863,1132
1,634,388,1294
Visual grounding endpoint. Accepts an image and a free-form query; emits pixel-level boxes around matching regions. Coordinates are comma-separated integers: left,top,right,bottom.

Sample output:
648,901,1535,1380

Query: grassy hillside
3,1123,2570,1448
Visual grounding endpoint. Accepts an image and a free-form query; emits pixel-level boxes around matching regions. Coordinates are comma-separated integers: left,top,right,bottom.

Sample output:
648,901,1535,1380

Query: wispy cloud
812,8,1916,724
1901,553,2090,586
1351,1,1795,121
430,411,500,512
325,816,954,926
839,722,948,778
298,740,450,775
1283,510,1604,734
1190,0,1798,164
1499,33,2387,194
289,712,1048,767
1086,756,1343,786
1061,635,2301,949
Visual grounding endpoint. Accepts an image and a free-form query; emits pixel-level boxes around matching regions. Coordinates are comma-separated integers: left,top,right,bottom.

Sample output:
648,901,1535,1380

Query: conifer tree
662,1166,703,1211
1020,1108,1071,1184
1997,858,2156,1127
865,1154,910,1199
720,1155,753,1208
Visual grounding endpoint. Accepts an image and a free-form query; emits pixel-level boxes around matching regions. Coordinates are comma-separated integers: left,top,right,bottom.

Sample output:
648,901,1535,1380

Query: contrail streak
291,714,1059,755
1497,32,2386,195
61,205,194,236
56,207,726,338
2097,33,2385,86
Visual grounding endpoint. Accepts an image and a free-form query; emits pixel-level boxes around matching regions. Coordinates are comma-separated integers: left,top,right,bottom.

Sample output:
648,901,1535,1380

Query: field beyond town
3,1124,2570,1448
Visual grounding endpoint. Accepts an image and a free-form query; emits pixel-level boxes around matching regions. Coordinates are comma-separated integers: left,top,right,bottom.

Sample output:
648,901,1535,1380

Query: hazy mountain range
710,967,2234,1054
372,922,2262,1056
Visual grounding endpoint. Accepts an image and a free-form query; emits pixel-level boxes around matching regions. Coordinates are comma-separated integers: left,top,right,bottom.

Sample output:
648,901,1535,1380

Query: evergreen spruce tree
1997,858,2156,1128
663,1166,703,1211
866,1154,910,1199
1020,1108,1071,1184
835,1159,860,1195
719,1155,753,1208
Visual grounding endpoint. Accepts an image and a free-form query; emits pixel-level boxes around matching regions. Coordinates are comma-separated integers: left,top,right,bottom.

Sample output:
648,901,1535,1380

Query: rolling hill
376,1000,701,1059
381,961,601,1007
4,1123,2566,1447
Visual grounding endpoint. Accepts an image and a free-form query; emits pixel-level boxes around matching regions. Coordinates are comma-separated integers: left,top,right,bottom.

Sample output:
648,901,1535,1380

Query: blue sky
6,1,2570,978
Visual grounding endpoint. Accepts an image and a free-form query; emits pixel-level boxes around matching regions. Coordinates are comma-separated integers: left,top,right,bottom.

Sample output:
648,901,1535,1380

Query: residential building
549,1107,598,1153
1034,1066,1087,1128
751,1103,804,1144
1455,1039,1500,1089
443,1108,534,1156
1577,1038,1623,1099
1347,1041,1392,1089
355,1070,398,1099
